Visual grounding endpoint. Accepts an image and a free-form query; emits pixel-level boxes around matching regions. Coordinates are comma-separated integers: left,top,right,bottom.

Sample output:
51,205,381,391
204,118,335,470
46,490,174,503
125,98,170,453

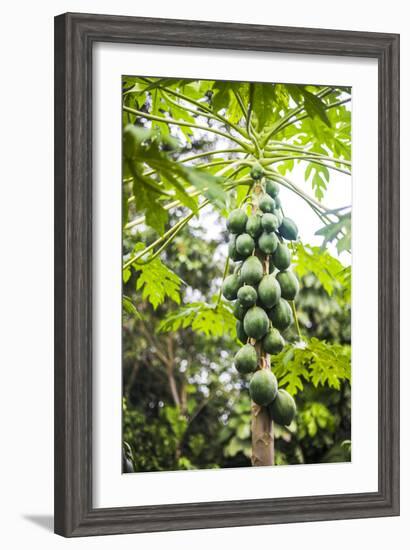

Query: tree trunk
251,402,274,466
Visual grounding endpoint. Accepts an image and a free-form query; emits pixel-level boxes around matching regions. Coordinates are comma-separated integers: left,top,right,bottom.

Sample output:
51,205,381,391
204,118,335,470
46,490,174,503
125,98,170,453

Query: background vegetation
122,77,351,472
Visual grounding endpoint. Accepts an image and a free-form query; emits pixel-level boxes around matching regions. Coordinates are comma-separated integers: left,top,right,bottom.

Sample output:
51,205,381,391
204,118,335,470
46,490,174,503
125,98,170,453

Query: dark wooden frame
54,12,400,537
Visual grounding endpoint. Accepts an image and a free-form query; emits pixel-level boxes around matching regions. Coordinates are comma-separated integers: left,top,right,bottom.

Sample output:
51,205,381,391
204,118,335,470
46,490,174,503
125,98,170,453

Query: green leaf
157,300,236,339
133,257,182,309
271,339,351,396
293,242,350,296
315,214,351,253
122,295,142,320
253,83,276,131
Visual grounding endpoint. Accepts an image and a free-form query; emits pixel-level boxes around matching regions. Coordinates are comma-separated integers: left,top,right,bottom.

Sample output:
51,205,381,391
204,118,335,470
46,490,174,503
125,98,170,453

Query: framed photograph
54,13,400,537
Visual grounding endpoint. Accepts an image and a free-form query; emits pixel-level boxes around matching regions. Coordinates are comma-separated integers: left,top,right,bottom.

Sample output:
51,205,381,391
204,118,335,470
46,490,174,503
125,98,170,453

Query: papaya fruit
250,162,264,180
240,256,264,286
274,196,282,209
235,233,255,257
257,274,281,308
266,179,280,198
228,235,242,262
237,285,258,307
234,343,258,374
222,273,241,301
236,320,248,344
243,306,270,339
262,328,284,355
276,270,299,300
227,208,248,234
246,214,262,239
258,231,279,255
272,243,291,270
278,217,298,241
233,300,246,321
268,389,296,426
261,212,279,232
275,208,284,226
249,369,278,406
268,298,293,330
258,194,276,214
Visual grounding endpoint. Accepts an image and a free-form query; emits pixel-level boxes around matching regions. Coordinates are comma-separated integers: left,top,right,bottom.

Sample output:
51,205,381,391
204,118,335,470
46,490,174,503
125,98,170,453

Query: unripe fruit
259,194,276,214
262,328,285,355
234,344,258,374
268,389,296,426
246,214,262,239
243,306,270,339
278,217,299,241
272,243,291,270
249,369,278,406
222,274,241,301
258,232,279,255
266,179,280,198
276,270,299,300
250,162,264,180
228,235,242,262
240,256,264,286
233,300,247,321
275,208,284,226
258,274,281,308
227,209,248,234
268,298,293,331
236,320,248,344
261,213,279,232
237,285,258,307
235,233,255,257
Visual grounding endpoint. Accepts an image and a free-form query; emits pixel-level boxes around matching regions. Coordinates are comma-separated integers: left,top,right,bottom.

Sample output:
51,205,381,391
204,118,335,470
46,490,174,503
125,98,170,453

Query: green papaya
250,162,264,180
258,194,276,214
278,217,298,241
272,243,291,270
236,320,248,344
237,285,258,307
268,389,296,426
274,196,282,209
235,233,255,257
258,232,279,255
240,256,264,286
257,274,281,308
233,300,246,321
276,270,299,300
275,208,284,226
222,274,241,301
268,298,293,330
249,369,278,406
246,214,262,239
266,179,280,198
262,328,284,355
243,306,270,339
228,235,242,261
261,212,279,232
227,209,248,234
234,343,258,374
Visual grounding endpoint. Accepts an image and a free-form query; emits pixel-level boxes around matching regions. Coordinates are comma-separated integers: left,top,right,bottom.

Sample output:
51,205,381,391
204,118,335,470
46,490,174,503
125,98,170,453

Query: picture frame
54,12,400,537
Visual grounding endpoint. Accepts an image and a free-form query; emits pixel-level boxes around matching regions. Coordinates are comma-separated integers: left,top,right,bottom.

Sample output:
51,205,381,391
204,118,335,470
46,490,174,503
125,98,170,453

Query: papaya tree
122,77,351,468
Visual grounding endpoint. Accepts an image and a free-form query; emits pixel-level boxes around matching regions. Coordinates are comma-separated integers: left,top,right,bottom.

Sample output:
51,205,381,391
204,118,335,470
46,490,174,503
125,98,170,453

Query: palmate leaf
271,338,351,396
133,253,183,310
315,214,351,253
293,242,350,296
253,83,276,131
157,300,236,339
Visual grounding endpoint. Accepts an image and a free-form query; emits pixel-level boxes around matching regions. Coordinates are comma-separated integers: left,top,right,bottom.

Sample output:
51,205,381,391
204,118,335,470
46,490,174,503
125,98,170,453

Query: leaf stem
290,300,302,341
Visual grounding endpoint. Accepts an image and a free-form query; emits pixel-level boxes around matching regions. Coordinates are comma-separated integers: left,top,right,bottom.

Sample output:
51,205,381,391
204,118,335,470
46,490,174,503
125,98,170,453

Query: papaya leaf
253,83,276,131
211,81,231,112
315,214,351,253
293,242,350,296
157,301,236,339
133,257,182,310
271,339,351,396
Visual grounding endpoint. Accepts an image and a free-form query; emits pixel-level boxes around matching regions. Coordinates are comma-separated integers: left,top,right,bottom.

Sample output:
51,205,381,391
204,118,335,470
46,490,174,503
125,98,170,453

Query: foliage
121,75,352,471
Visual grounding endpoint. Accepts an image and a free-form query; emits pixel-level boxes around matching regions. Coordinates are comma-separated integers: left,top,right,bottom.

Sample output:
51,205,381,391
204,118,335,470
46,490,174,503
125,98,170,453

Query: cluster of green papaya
222,175,298,426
